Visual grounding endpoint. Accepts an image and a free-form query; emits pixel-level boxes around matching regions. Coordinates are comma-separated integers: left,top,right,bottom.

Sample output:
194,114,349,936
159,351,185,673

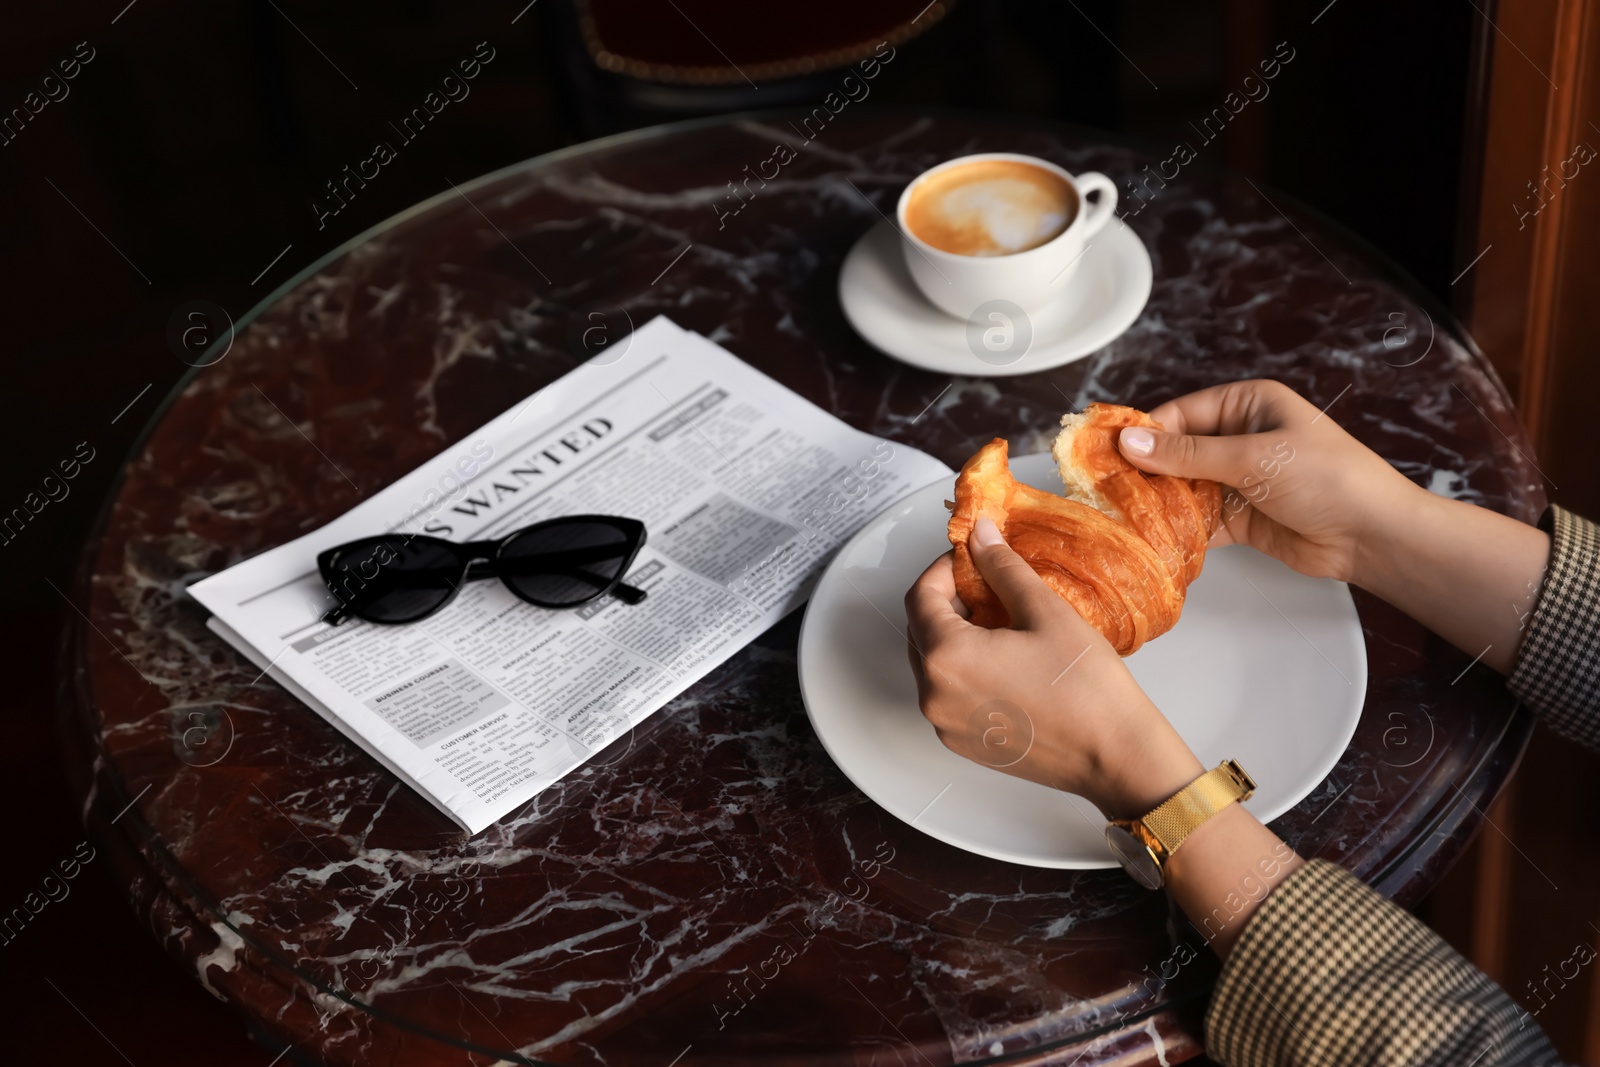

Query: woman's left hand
903,517,1203,819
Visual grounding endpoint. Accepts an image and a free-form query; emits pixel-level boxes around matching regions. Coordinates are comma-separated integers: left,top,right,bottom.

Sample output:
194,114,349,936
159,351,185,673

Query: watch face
1104,825,1163,890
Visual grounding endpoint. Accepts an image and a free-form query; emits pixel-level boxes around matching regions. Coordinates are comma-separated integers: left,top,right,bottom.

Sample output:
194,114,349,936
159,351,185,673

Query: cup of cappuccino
895,153,1117,320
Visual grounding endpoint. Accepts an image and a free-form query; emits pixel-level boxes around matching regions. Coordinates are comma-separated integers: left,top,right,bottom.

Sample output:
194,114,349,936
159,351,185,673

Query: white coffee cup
895,152,1117,321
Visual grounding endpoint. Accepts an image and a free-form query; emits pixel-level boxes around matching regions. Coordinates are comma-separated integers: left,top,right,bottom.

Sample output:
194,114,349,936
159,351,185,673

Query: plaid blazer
1205,506,1600,1067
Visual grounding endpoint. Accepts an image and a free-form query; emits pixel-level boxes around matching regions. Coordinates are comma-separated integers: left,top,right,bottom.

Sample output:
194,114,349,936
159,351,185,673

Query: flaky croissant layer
946,404,1222,656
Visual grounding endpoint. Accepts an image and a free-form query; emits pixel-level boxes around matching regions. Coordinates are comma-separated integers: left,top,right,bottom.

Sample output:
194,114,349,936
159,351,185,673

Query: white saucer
838,218,1153,377
797,453,1367,869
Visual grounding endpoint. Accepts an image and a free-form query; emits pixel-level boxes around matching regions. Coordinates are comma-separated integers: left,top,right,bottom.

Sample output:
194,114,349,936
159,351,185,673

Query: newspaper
188,316,952,834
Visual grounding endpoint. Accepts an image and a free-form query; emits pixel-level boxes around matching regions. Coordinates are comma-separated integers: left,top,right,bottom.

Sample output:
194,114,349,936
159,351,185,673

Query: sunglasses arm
610,581,648,605
321,603,355,626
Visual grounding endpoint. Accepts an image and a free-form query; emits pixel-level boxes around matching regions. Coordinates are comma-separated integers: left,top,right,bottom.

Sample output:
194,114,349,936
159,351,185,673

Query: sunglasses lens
333,538,462,623
499,521,634,607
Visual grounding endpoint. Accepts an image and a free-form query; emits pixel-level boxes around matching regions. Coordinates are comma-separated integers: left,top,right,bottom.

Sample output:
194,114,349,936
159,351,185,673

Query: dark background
2,2,1481,1062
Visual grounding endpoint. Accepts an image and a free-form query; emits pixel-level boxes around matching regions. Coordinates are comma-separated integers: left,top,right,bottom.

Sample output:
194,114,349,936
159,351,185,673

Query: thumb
969,516,1057,629
1118,424,1273,485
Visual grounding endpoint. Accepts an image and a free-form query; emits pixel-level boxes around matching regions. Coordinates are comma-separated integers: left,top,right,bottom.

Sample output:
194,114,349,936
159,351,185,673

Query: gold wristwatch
1103,760,1256,889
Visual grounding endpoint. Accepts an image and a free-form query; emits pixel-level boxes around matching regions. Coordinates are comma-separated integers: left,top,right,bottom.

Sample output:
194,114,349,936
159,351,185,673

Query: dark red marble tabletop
62,109,1544,1066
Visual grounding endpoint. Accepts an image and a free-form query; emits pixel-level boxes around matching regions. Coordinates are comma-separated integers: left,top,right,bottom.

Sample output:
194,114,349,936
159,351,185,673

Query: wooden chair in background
537,0,984,135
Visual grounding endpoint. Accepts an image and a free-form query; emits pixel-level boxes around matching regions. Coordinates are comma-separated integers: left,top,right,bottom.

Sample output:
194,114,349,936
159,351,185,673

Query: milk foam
935,179,1068,255
904,160,1076,256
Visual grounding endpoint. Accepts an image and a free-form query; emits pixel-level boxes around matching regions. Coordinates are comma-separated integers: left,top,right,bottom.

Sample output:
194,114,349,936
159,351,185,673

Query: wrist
1092,704,1205,820
1349,478,1438,595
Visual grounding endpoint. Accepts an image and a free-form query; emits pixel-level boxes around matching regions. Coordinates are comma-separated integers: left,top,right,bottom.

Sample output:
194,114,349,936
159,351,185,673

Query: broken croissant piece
946,403,1222,655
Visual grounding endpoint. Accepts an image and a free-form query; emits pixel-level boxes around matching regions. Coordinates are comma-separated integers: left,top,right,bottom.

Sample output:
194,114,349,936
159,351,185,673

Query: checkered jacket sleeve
1205,860,1566,1065
1203,506,1600,1066
1508,505,1600,747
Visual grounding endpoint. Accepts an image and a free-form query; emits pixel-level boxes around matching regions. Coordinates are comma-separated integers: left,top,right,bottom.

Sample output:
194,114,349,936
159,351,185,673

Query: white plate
797,453,1367,869
837,218,1153,377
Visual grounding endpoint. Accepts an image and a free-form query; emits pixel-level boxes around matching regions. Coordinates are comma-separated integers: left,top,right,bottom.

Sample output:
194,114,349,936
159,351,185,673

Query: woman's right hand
1116,378,1425,587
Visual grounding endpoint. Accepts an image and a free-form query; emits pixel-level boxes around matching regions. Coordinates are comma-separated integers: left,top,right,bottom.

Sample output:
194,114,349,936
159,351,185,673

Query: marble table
62,110,1544,1066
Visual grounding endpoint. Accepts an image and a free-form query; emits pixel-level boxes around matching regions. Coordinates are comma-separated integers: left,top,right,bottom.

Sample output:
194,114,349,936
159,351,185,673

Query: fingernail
972,515,1004,548
1120,426,1155,457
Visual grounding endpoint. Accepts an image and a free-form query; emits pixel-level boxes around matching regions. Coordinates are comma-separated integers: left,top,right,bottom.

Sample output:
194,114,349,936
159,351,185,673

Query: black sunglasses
317,515,648,626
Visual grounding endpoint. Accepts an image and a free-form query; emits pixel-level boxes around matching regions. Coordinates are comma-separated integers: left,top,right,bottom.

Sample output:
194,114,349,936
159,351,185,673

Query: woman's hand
904,517,1204,819
1119,377,1551,676
1116,378,1424,587
908,522,1304,961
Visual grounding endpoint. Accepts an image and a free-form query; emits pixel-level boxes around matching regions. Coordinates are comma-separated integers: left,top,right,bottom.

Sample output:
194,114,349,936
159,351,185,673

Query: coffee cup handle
1073,172,1118,240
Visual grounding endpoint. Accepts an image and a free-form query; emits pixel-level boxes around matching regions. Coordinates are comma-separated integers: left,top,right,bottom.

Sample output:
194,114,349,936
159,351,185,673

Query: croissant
946,403,1222,655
